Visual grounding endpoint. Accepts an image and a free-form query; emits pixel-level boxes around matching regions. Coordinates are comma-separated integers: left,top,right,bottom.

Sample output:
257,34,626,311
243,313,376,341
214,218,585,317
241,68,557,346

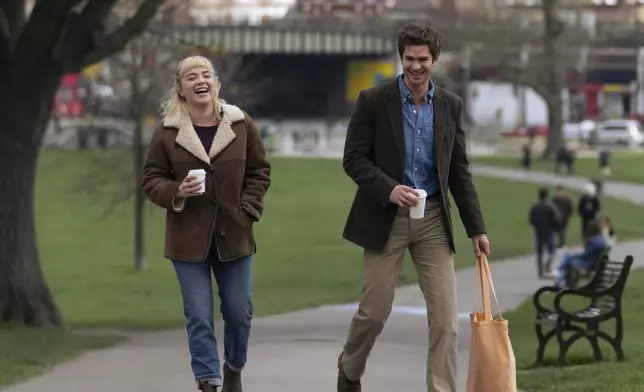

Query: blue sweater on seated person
554,234,609,287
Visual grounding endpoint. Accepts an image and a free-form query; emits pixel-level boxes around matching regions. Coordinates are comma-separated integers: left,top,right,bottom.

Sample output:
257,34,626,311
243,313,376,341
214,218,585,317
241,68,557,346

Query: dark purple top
194,125,218,153
193,125,218,252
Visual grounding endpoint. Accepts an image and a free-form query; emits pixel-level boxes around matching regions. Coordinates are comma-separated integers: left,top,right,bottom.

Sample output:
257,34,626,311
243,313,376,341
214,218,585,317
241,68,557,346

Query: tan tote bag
466,254,517,392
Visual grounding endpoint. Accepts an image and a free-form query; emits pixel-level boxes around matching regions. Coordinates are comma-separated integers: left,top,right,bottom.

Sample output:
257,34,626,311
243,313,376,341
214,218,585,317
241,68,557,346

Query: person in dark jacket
337,24,489,392
521,144,532,170
578,182,600,239
529,187,561,277
552,184,573,248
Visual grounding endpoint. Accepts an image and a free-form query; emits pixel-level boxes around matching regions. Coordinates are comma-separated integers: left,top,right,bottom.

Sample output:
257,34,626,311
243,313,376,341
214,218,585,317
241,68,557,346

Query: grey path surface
4,166,644,392
473,165,644,205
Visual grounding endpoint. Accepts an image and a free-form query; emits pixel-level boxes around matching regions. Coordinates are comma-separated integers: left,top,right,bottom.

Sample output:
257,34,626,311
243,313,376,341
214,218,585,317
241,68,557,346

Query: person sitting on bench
553,219,609,288
601,216,617,247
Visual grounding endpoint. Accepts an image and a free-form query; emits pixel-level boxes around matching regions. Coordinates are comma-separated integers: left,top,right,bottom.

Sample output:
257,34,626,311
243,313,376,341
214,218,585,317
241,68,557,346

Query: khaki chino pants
340,196,458,392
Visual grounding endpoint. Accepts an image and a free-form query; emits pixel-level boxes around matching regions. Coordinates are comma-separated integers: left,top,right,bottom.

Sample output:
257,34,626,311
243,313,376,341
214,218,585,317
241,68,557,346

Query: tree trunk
133,115,146,271
0,81,64,325
0,53,66,325
544,92,564,159
541,0,565,158
0,0,166,325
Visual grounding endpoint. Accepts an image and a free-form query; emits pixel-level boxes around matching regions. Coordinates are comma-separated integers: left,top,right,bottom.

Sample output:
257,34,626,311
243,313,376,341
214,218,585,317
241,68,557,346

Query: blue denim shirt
398,75,439,196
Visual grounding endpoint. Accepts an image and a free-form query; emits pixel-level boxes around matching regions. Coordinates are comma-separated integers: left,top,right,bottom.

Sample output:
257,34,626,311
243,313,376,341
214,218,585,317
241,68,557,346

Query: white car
595,119,644,147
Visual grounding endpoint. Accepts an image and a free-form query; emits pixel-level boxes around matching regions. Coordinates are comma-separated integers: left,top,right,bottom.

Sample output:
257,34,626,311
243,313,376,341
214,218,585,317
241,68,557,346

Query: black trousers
535,233,556,277
556,225,568,248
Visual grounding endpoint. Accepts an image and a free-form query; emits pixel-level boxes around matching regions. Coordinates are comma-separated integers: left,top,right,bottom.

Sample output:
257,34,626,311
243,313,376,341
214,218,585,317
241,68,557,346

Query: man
551,184,573,248
578,182,600,239
521,143,532,171
338,24,489,392
529,187,561,277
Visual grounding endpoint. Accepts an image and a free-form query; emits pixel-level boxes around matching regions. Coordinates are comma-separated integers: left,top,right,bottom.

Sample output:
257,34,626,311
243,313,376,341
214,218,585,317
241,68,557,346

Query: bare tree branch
1,0,28,49
66,151,134,220
78,0,118,26
53,0,119,70
0,6,11,64
98,185,134,221
81,0,166,67
491,67,550,99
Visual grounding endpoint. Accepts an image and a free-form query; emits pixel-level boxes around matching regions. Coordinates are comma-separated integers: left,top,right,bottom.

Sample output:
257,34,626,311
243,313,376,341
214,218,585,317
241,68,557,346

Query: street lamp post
636,46,644,116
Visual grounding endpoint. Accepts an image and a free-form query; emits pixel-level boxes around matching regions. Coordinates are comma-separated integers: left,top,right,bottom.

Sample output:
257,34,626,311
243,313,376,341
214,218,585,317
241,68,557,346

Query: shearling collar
163,103,245,164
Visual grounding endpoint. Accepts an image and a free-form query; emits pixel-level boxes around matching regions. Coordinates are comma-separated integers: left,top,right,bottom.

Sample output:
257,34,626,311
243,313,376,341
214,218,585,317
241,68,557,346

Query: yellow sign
603,84,627,93
82,62,101,80
346,60,394,103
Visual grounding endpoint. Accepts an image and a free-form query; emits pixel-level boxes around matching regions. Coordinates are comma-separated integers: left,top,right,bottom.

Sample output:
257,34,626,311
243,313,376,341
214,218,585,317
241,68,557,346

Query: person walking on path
578,182,600,240
337,23,490,392
141,56,271,392
529,187,561,277
552,184,573,248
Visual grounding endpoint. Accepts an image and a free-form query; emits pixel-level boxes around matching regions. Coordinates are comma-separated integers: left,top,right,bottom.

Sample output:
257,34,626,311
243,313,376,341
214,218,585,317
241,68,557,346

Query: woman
141,55,271,392
600,216,617,247
553,219,609,288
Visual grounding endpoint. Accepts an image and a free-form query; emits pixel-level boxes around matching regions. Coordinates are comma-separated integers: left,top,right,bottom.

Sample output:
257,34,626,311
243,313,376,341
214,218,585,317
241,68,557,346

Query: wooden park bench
532,255,634,367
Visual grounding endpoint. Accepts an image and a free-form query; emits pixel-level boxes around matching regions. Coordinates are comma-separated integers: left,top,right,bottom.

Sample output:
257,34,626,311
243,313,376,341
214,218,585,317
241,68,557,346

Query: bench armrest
553,287,618,320
533,285,561,313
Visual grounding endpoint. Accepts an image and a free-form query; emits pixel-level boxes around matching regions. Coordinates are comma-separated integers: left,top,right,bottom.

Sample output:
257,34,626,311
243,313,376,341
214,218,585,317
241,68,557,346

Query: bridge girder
153,23,644,72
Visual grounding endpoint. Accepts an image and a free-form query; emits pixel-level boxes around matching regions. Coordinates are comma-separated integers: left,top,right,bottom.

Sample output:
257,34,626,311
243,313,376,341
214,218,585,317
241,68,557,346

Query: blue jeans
554,252,587,287
173,253,253,385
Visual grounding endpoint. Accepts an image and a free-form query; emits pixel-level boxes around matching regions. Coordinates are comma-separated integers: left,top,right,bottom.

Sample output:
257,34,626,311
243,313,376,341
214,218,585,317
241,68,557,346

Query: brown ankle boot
197,380,218,392
222,363,242,392
337,353,362,392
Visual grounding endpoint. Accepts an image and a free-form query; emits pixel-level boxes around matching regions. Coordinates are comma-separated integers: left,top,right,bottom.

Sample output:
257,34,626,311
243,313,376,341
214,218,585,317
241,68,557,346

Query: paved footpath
4,166,644,392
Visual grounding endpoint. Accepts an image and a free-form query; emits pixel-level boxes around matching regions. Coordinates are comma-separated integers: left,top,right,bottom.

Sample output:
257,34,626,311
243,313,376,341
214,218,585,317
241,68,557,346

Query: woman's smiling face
179,66,216,108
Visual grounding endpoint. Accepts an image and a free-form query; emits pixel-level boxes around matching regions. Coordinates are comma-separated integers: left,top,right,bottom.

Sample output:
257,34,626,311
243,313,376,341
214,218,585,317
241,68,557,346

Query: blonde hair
160,55,223,125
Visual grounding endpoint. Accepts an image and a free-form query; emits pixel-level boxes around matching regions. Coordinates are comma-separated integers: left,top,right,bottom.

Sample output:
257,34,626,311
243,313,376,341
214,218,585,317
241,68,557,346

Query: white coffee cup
409,189,428,219
188,169,206,194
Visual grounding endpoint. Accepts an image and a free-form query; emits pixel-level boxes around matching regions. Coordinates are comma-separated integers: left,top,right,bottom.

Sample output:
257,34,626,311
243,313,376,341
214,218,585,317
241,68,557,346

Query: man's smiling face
401,44,437,88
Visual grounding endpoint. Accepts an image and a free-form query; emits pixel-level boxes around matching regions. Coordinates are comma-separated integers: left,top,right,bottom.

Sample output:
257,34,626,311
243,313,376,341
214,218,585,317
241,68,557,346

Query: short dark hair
584,219,602,239
397,23,442,60
538,186,549,200
556,184,565,191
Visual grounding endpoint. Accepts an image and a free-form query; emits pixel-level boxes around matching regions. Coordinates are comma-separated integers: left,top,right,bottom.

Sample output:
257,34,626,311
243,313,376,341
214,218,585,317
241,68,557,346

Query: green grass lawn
2,148,644,388
0,326,123,387
506,268,644,392
476,151,644,184
33,149,644,328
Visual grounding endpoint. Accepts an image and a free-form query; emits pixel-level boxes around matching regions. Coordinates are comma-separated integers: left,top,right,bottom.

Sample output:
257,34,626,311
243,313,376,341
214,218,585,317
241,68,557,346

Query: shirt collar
398,74,434,104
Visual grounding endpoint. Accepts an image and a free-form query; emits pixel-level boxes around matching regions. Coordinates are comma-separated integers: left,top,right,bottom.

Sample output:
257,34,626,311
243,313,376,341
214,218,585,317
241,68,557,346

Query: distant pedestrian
521,144,532,170
141,55,271,392
529,187,561,277
592,178,604,197
598,149,612,176
578,182,600,240
551,184,573,248
555,144,575,174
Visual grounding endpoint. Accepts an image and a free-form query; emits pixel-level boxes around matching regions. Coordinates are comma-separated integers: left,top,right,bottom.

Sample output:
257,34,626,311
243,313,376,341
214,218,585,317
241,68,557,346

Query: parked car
592,119,644,147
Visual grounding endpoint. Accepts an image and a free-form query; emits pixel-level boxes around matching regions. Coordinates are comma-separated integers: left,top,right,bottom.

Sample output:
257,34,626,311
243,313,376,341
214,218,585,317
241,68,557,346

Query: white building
190,0,296,25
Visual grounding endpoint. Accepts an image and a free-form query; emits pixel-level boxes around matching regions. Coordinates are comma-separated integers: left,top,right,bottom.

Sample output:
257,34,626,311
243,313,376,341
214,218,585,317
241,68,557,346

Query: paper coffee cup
409,189,428,219
188,169,206,194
